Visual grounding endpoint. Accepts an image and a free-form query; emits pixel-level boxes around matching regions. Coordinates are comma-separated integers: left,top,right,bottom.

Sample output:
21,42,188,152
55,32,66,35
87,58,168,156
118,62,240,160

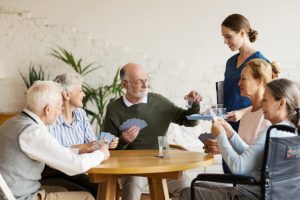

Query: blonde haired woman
205,59,279,152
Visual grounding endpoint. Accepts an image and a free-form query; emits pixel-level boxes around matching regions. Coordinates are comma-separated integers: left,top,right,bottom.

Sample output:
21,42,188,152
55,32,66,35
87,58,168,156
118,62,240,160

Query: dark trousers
41,166,98,198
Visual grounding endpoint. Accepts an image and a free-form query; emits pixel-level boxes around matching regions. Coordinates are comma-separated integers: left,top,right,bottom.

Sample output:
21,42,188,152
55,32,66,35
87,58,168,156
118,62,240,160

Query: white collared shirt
19,109,105,176
122,95,148,107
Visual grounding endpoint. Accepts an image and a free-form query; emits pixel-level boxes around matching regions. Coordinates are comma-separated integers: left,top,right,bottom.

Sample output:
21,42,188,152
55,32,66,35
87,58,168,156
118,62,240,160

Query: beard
136,90,148,99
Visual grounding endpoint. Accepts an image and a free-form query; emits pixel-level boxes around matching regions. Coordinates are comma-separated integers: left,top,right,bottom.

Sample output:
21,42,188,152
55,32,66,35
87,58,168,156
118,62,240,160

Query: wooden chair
0,112,18,125
0,173,16,200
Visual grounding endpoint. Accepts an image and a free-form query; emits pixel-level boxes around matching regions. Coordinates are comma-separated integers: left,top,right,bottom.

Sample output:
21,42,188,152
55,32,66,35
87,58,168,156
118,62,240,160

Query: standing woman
221,14,269,173
222,13,269,131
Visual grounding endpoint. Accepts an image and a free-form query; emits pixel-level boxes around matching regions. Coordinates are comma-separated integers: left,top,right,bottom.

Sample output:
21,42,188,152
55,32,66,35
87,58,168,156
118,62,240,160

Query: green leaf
19,63,49,89
50,46,101,76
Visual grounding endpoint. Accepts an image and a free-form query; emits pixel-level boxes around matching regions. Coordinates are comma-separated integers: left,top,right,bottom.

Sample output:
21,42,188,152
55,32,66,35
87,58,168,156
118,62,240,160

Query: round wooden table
88,150,214,200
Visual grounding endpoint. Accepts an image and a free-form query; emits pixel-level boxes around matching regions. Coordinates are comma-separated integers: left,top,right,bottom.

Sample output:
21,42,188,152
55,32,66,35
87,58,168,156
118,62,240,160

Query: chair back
216,81,224,105
0,112,18,126
0,173,16,200
261,124,299,200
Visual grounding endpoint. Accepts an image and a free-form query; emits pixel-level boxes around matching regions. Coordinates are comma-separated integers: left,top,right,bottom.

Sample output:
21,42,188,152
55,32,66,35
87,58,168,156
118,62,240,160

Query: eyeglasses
123,78,149,86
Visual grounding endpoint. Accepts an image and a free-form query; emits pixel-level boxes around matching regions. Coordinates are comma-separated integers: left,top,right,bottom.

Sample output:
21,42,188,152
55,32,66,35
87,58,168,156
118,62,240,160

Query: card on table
119,118,148,131
198,132,214,144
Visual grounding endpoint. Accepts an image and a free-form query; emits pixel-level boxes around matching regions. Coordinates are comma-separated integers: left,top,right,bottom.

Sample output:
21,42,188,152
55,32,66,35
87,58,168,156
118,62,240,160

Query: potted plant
50,46,123,132
19,63,49,88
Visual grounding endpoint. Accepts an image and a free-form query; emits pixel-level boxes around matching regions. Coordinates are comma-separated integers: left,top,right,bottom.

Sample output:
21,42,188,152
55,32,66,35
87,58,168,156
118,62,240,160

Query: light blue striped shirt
48,108,97,147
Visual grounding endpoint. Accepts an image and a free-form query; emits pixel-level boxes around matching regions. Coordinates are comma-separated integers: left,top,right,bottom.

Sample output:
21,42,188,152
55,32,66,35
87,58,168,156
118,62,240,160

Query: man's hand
109,137,119,149
184,90,202,105
121,126,140,143
99,145,110,160
72,143,93,154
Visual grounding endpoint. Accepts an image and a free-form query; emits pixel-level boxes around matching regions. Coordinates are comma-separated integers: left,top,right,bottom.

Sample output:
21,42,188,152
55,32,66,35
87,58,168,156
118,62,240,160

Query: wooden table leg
95,175,118,200
148,177,169,200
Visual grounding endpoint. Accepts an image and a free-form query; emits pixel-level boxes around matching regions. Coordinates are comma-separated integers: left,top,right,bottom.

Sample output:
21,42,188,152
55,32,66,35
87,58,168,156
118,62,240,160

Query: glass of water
157,136,169,157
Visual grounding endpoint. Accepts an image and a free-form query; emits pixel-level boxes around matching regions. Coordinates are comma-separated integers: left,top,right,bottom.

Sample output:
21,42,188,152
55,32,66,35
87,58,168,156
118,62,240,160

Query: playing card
198,133,214,144
119,118,148,131
98,132,116,142
138,120,147,129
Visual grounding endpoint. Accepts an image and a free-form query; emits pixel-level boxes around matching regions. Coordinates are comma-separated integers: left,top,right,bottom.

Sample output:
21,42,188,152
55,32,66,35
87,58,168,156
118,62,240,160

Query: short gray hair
26,81,63,113
53,72,83,92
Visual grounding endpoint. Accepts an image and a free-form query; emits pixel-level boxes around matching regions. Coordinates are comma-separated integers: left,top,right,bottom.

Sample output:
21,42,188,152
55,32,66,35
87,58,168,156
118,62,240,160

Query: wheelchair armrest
193,173,258,185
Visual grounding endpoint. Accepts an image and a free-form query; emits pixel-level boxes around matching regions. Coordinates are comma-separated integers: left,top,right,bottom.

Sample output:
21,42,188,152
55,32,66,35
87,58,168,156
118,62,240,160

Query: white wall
1,0,299,174
0,0,300,128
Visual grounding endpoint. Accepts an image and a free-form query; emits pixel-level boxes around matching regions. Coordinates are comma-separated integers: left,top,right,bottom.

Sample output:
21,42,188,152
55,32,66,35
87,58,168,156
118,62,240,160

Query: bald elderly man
103,63,202,200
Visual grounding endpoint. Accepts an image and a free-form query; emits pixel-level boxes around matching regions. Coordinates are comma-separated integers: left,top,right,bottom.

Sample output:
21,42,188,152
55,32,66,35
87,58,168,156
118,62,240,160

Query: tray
186,114,213,121
186,114,227,121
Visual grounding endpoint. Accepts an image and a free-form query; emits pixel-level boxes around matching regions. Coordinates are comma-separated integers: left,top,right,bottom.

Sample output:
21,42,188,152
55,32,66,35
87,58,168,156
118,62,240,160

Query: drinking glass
157,136,169,157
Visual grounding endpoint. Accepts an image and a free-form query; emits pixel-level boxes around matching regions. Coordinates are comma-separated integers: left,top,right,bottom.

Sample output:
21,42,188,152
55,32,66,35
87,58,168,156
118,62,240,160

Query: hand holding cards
198,132,214,144
121,126,140,143
119,118,148,131
119,118,148,143
98,132,116,143
92,132,117,151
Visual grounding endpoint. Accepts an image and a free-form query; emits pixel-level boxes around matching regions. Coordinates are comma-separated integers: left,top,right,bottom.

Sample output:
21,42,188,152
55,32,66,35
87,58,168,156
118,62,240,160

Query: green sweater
103,92,200,150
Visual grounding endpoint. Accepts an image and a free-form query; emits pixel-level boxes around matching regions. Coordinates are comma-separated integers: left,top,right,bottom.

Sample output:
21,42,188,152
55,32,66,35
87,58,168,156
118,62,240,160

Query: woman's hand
211,119,225,138
219,119,235,139
109,137,119,149
226,111,240,122
226,106,252,122
203,139,220,155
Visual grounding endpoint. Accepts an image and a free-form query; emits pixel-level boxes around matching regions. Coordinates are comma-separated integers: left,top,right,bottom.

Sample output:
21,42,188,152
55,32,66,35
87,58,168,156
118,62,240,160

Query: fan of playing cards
198,132,214,144
97,132,116,143
119,118,148,131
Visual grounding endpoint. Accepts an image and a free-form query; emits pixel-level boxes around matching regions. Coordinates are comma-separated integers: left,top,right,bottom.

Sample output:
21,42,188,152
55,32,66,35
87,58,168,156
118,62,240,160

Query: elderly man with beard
103,63,202,200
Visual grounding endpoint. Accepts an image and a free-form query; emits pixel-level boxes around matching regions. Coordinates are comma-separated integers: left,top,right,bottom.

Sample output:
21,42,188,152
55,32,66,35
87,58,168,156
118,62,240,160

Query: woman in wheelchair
179,78,300,200
204,58,279,156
